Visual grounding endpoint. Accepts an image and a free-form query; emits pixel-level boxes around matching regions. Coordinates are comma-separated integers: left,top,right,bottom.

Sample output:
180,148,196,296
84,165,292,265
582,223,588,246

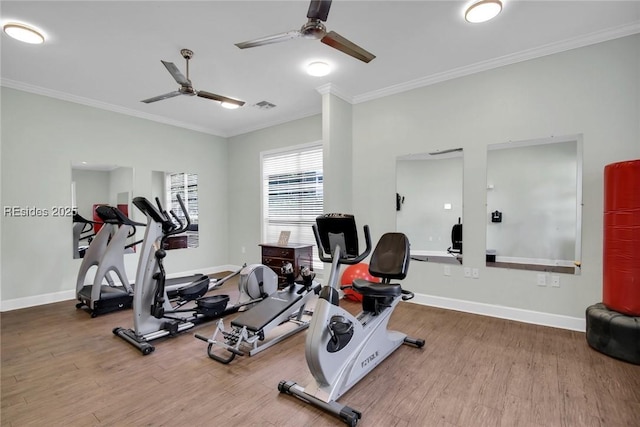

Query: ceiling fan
235,0,375,63
141,49,245,108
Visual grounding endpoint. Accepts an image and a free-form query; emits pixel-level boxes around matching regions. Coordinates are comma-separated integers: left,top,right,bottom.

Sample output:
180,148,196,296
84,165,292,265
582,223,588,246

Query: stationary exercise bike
195,262,321,364
113,195,275,355
279,214,424,426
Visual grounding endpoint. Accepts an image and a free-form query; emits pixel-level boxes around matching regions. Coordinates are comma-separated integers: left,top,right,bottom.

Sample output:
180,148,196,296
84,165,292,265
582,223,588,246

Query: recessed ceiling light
307,61,331,77
465,0,503,23
3,22,45,44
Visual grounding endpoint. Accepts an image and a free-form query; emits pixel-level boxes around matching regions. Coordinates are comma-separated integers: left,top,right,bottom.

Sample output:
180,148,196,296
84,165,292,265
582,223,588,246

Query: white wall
352,35,640,321
1,87,229,305
2,34,639,328
226,115,322,266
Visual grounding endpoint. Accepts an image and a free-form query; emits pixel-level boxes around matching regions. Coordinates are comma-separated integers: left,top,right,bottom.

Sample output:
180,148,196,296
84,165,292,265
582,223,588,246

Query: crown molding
3,23,638,137
315,83,353,104
353,22,640,104
0,78,228,137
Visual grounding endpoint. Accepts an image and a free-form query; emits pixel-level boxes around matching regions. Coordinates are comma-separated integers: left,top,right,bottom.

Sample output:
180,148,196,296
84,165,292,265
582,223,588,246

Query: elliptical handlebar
312,223,372,265
133,194,190,237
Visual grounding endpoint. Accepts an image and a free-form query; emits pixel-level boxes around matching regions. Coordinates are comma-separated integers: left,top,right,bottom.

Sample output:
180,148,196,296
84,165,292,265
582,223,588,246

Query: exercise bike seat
350,232,410,298
352,280,401,297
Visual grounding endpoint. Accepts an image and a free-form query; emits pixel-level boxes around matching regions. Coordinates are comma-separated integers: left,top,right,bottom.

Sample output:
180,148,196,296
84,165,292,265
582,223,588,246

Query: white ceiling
2,1,639,138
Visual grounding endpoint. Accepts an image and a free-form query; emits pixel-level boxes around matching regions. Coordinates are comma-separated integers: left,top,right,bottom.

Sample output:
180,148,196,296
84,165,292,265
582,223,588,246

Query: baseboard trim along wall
2,268,586,332
0,265,241,312
411,292,586,332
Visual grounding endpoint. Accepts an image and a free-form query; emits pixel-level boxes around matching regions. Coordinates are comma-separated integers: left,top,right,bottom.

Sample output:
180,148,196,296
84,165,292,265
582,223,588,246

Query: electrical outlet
464,267,471,278
443,265,451,276
472,268,479,279
551,275,560,287
537,273,547,287
241,246,246,254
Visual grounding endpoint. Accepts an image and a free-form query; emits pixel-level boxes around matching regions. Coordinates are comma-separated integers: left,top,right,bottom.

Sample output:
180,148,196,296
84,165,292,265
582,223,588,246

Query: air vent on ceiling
254,101,277,110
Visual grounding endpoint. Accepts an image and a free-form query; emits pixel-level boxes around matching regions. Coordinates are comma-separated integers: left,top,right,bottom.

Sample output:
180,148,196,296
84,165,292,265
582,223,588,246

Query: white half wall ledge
411,292,586,332
0,264,242,312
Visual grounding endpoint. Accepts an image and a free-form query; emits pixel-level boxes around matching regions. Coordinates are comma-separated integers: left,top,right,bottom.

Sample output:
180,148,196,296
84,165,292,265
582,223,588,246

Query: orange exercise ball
340,263,379,302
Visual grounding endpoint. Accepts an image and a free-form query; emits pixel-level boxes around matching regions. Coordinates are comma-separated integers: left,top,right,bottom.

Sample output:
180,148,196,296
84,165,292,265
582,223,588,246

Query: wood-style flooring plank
2,282,640,427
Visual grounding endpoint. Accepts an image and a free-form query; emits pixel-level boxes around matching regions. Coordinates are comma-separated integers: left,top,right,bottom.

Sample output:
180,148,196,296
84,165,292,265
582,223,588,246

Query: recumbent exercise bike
279,213,424,426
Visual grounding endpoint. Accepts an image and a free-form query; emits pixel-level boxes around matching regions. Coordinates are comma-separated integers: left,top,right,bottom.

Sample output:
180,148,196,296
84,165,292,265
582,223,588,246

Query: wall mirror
486,135,582,274
71,163,136,259
396,149,463,264
151,171,199,250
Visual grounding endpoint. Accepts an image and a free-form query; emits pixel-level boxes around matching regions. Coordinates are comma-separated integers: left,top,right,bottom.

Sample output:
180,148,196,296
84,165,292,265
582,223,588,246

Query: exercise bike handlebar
312,223,372,265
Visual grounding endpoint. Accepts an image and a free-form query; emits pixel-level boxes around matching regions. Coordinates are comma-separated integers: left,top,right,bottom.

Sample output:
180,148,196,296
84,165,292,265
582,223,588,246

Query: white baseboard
1,290,77,312
410,292,585,332
1,265,242,312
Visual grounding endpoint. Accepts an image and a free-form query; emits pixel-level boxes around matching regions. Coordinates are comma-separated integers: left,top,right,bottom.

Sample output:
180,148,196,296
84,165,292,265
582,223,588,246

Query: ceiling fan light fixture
307,61,331,77
220,101,241,110
465,0,502,23
3,22,45,44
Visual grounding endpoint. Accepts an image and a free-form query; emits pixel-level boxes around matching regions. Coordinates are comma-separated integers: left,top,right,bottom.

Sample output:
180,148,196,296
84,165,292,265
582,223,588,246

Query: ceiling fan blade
235,30,301,49
307,0,332,22
161,60,190,86
321,30,375,63
197,90,245,107
141,91,182,104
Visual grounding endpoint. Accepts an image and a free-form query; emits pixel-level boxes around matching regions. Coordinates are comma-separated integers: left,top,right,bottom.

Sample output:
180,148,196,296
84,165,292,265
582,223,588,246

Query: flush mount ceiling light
3,22,45,44
307,61,331,77
465,0,503,23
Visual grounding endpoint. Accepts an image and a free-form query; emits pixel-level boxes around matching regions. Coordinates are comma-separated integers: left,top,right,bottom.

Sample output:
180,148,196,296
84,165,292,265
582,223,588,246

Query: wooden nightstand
260,243,313,286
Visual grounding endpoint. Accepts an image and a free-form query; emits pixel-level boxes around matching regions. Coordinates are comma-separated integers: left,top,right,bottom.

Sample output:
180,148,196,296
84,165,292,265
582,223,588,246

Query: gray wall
2,35,639,325
351,35,639,319
1,88,229,303
226,115,322,266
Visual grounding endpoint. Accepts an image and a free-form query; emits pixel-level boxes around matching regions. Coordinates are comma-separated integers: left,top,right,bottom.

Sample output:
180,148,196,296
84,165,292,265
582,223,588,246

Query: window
262,144,323,270
166,172,199,248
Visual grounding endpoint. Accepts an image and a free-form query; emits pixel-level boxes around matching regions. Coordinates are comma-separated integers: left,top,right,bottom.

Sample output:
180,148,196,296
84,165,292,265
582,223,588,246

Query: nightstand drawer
261,246,294,258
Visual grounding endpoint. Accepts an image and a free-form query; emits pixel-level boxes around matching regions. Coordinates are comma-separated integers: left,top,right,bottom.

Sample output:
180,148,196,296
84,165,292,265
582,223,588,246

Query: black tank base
278,380,362,426
586,303,640,365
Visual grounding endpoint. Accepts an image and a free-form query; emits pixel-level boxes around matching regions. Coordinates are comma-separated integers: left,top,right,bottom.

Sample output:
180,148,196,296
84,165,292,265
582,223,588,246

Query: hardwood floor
2,277,639,426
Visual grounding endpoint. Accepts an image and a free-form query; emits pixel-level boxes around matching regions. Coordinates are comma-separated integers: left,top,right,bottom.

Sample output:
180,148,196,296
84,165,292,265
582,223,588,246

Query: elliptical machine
278,214,424,426
113,195,275,355
75,205,144,317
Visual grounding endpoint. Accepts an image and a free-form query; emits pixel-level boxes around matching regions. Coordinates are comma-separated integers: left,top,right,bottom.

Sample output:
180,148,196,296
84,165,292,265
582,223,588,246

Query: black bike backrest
368,232,410,280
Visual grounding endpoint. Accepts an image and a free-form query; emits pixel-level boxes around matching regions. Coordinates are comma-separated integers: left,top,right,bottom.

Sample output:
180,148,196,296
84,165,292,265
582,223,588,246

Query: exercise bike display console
278,213,425,426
